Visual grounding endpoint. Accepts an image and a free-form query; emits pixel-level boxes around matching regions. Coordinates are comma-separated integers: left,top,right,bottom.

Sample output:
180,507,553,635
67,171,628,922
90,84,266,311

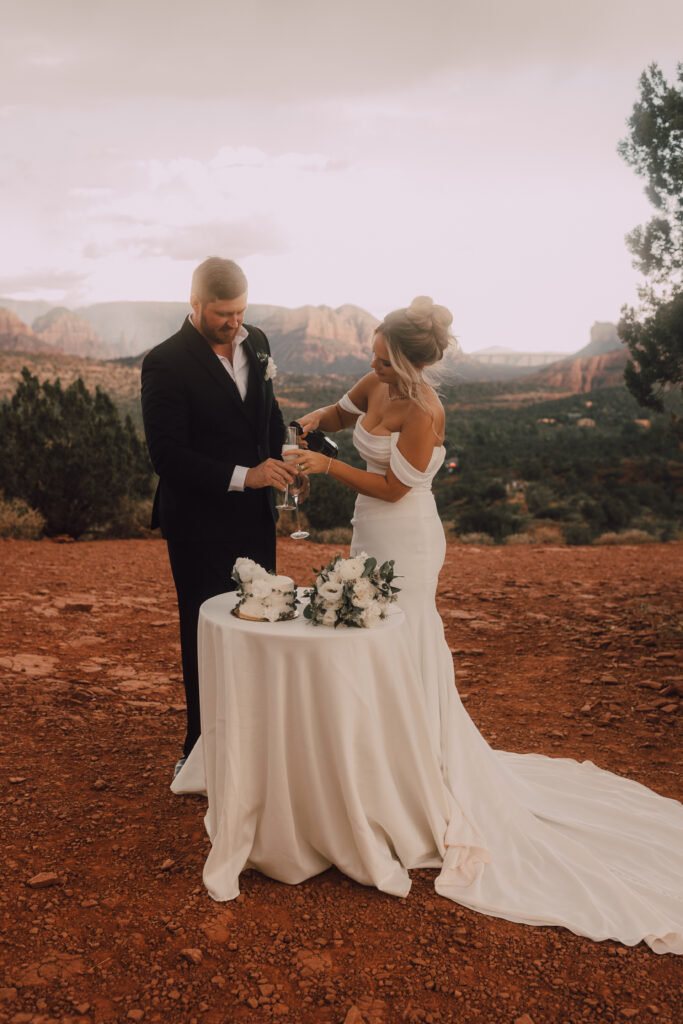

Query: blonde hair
377,296,455,412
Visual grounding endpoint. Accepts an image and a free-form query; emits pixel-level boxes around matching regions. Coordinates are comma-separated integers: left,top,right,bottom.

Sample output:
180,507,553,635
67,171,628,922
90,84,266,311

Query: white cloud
0,0,679,349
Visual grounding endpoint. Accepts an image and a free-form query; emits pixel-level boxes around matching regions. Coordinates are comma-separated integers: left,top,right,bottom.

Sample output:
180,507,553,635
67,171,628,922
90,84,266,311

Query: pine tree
0,368,153,538
617,63,683,412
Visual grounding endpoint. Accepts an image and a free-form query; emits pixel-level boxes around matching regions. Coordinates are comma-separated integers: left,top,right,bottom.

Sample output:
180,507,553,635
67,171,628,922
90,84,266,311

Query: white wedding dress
342,394,683,955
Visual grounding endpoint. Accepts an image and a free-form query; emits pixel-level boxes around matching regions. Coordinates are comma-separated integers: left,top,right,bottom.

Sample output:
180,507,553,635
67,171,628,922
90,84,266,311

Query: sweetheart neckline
356,414,445,452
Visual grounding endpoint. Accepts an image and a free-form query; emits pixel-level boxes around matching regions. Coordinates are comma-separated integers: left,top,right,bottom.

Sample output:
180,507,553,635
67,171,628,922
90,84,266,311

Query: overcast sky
1,1,680,352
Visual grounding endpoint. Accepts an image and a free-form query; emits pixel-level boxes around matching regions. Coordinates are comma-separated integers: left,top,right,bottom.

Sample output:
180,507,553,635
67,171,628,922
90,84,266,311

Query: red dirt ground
0,538,681,1024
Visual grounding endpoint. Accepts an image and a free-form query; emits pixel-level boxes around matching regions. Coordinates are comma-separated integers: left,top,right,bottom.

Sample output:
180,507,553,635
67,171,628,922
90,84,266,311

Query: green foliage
563,523,594,546
619,294,683,412
277,377,683,545
434,385,683,542
617,63,683,289
456,502,523,542
617,62,683,410
303,473,358,531
0,492,46,539
0,368,153,538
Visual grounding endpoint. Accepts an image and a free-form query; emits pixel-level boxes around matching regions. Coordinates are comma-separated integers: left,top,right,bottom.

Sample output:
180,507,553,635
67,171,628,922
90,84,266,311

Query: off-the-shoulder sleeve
338,392,363,415
389,435,438,487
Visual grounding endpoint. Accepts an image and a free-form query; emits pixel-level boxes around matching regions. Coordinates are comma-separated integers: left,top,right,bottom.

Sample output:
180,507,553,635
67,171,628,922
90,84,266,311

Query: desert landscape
1,537,681,1024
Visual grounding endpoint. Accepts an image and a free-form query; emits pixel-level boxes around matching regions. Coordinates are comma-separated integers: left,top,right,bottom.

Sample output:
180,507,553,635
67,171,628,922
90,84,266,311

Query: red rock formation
257,304,379,373
524,348,628,393
32,308,112,359
0,307,52,353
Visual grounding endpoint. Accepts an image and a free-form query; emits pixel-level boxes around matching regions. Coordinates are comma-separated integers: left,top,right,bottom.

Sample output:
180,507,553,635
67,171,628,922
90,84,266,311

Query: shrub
481,480,507,502
308,527,353,545
304,474,357,531
95,497,156,539
534,503,573,521
563,522,593,546
456,502,522,542
0,494,46,539
595,529,658,545
525,483,555,514
456,532,496,546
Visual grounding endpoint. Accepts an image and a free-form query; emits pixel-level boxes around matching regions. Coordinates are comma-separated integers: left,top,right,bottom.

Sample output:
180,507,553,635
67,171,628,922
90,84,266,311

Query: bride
294,296,683,955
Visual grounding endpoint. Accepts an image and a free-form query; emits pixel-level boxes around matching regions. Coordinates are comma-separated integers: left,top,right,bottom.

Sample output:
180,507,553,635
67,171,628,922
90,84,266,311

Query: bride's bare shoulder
349,372,382,406
405,388,445,440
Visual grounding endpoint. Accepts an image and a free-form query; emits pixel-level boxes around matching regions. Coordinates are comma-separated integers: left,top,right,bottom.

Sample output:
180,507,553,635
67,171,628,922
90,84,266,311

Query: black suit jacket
141,317,285,542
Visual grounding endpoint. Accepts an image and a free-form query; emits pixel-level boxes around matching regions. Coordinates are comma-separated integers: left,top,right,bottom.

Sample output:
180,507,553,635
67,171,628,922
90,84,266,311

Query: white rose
318,580,344,604
234,557,268,584
352,578,375,607
361,602,383,628
322,606,339,626
265,356,277,381
338,556,366,581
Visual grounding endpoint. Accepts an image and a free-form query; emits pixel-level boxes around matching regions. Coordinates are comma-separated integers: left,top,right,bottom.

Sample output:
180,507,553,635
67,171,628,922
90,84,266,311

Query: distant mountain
116,302,380,373
469,346,569,368
0,307,52,353
74,301,189,357
0,296,626,385
32,307,115,360
521,348,628,393
255,303,378,374
574,321,622,359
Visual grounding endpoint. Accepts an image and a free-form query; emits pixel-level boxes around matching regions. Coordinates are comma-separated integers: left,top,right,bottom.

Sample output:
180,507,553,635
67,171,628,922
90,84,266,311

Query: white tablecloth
172,589,456,902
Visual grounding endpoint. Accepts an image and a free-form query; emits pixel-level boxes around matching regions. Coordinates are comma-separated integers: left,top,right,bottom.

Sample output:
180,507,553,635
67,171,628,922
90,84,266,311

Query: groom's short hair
191,257,248,303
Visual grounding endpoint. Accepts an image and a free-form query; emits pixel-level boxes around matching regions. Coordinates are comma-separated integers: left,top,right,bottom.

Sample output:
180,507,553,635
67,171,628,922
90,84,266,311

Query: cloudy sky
1,1,680,353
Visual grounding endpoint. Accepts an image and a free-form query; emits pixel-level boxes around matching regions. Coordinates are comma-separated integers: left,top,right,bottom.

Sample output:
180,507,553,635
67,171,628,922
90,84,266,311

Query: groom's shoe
173,755,187,780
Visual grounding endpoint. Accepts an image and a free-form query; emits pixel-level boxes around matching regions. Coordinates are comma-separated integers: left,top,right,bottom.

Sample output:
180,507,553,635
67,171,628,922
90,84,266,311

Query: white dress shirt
189,315,250,492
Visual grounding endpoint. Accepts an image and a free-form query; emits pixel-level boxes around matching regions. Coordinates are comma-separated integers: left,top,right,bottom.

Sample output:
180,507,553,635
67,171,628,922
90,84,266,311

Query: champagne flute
290,482,309,540
277,425,298,510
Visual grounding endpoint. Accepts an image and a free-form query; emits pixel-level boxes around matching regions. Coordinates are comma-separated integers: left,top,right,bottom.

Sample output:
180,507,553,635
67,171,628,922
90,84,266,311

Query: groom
141,257,295,778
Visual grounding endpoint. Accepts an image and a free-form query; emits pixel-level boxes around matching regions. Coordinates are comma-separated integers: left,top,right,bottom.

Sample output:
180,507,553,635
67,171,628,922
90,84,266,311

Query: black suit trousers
167,530,277,757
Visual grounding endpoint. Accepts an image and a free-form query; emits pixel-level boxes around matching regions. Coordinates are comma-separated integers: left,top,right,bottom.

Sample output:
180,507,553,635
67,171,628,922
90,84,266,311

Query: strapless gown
344,401,682,955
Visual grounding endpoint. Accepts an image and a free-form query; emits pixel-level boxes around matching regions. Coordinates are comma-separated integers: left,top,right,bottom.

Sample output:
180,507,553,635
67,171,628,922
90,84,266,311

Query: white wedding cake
232,558,298,622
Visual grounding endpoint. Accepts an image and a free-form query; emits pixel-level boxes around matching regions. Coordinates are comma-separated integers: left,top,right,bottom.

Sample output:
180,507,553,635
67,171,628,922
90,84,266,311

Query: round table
172,589,454,902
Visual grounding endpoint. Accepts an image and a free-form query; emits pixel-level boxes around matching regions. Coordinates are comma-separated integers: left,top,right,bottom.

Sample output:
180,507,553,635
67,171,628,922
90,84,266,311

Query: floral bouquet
304,552,400,628
231,557,299,622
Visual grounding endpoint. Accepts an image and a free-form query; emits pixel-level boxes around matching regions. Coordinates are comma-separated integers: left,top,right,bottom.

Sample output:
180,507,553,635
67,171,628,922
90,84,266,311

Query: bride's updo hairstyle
377,296,454,406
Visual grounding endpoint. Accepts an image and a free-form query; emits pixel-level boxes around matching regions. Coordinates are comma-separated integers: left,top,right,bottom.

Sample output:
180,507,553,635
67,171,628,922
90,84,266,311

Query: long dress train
341,393,683,955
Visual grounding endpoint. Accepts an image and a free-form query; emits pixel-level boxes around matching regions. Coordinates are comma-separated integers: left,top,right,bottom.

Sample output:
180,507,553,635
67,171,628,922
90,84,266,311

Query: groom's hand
245,458,297,490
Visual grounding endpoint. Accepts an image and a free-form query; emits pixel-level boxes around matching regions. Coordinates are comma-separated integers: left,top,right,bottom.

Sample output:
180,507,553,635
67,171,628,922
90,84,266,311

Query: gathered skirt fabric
351,488,683,954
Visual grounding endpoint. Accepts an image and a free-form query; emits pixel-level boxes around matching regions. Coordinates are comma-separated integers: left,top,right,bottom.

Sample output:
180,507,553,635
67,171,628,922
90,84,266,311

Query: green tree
620,293,683,412
0,368,153,538
617,63,683,410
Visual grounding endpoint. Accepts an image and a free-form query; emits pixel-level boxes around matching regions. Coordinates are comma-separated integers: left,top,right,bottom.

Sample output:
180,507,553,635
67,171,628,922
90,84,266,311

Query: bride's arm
296,374,374,434
294,405,436,504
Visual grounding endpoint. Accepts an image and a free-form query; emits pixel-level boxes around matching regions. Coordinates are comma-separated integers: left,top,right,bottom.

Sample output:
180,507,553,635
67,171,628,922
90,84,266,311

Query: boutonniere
256,351,277,381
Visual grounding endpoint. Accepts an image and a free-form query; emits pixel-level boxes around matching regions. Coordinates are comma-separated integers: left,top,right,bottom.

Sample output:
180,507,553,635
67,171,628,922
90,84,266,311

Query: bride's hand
294,449,332,475
295,410,323,436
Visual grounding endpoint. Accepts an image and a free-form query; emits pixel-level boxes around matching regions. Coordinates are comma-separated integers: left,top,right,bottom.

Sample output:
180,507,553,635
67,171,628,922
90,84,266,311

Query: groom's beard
196,314,240,347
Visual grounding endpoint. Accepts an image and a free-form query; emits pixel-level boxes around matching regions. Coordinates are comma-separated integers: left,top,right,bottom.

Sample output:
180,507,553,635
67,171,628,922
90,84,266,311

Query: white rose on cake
233,557,269,585
231,561,298,621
